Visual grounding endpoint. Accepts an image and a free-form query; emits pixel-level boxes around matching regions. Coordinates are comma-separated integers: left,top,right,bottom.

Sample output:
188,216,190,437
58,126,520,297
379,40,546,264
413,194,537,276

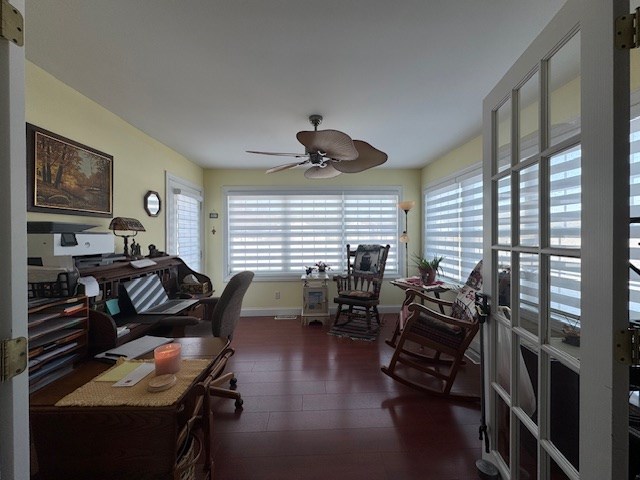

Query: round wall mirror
144,191,161,217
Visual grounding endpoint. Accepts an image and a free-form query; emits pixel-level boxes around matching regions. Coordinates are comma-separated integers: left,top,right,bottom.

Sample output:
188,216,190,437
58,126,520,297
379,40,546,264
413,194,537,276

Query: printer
27,222,115,268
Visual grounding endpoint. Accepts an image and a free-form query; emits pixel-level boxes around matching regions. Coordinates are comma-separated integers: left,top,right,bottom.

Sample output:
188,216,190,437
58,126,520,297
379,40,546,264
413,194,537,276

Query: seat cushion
409,314,464,350
338,290,375,299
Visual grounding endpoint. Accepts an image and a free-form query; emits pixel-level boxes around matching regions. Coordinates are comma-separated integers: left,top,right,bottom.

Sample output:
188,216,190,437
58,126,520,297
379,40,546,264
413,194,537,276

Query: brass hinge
615,326,640,365
616,8,640,50
0,337,27,382
0,0,23,46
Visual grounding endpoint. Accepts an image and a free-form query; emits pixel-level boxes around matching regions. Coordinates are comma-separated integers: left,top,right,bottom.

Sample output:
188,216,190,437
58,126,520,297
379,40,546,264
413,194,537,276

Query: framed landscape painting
27,124,113,217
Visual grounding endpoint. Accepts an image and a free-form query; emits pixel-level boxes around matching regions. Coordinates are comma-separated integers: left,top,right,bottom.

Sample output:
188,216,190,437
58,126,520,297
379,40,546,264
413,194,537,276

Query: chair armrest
406,302,477,330
403,288,454,309
198,296,220,307
333,275,349,291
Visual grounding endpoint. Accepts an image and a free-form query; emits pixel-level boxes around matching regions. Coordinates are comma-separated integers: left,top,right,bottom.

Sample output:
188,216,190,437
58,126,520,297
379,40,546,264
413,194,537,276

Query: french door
0,0,30,477
482,1,630,479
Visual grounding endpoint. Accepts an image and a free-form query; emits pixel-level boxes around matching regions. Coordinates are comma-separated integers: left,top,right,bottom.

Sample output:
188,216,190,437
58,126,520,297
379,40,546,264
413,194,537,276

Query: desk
80,256,212,354
30,337,228,480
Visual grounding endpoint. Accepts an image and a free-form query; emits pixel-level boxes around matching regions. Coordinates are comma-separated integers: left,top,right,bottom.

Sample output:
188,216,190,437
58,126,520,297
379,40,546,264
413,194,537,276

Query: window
423,137,582,326
224,187,401,279
424,167,483,282
630,110,640,318
166,174,203,272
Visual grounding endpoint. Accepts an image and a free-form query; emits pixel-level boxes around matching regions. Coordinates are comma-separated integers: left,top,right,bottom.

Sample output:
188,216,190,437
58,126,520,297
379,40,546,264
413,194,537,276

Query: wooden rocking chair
333,244,390,330
381,260,482,400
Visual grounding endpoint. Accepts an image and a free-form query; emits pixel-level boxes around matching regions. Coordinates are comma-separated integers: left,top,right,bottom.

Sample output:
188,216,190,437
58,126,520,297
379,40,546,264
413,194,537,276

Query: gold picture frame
27,124,113,217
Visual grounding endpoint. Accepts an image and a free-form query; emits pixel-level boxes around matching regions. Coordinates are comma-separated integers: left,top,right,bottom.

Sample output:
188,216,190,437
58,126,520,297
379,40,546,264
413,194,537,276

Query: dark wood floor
209,315,482,480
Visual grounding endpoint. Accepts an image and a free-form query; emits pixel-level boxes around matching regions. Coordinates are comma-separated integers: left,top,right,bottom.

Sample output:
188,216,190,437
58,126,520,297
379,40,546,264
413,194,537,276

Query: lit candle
153,343,182,376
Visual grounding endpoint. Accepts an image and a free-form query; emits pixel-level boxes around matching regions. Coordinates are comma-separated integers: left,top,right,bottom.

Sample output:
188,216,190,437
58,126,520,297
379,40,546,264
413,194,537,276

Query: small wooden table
301,273,330,325
30,337,228,480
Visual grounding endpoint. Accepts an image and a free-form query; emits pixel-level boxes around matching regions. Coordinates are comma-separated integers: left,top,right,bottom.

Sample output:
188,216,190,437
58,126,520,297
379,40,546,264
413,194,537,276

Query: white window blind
424,168,483,282
629,113,640,318
175,193,201,271
225,188,400,279
166,175,202,272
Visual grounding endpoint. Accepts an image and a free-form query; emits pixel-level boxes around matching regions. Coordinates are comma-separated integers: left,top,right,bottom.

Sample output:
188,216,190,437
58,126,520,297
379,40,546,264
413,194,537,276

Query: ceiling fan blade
247,150,308,158
266,160,308,174
296,130,358,161
304,164,342,179
333,140,388,174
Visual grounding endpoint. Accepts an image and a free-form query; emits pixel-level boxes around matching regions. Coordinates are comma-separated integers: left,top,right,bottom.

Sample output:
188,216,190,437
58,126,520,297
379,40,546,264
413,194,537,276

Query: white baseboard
240,305,402,317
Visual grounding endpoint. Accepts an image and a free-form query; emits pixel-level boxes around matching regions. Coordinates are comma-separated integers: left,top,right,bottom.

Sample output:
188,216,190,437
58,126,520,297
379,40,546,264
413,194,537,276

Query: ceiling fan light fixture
304,164,342,179
248,114,387,178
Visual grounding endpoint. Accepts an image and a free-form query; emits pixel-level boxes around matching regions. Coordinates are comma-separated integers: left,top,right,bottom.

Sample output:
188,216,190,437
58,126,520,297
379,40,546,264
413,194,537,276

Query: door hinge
615,326,640,365
0,337,27,382
0,0,23,47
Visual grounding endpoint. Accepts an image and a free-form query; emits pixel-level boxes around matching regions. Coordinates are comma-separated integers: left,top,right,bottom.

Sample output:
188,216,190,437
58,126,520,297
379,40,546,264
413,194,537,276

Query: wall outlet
275,291,280,300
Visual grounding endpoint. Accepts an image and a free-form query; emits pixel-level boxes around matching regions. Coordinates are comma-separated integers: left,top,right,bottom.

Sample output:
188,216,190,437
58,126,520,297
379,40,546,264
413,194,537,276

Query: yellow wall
26,61,418,312
204,168,422,311
422,72,582,187
26,62,203,254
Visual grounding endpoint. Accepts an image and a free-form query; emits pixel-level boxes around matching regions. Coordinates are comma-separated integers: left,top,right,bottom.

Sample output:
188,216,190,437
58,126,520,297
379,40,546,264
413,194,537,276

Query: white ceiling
24,0,566,170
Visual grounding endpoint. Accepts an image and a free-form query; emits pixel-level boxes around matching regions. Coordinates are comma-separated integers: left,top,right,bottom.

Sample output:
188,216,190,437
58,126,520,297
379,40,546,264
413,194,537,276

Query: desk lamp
397,200,415,277
109,217,145,257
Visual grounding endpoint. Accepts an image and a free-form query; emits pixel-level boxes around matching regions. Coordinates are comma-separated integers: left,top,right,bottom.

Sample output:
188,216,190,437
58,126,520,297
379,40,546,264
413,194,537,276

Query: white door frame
482,0,629,478
0,0,30,478
580,1,630,477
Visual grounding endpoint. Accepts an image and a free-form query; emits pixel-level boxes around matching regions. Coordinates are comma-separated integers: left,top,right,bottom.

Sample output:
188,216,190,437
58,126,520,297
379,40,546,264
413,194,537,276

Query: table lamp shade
108,217,146,233
109,217,145,256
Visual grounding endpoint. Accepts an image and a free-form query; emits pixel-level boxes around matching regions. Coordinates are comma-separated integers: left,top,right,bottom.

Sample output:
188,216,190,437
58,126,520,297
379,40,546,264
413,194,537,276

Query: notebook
122,275,198,315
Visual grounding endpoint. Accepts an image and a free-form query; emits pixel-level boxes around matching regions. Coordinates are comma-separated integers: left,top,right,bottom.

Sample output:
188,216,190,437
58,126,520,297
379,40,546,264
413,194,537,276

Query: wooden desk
30,337,229,480
80,256,212,354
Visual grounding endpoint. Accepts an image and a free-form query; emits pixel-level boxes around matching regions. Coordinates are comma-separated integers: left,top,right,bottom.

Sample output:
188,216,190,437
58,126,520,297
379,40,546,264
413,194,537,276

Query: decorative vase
419,267,437,285
318,266,326,273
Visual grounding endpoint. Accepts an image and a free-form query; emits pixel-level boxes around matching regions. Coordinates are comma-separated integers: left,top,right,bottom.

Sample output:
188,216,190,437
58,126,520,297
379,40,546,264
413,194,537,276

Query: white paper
112,363,155,387
94,335,173,360
78,275,100,297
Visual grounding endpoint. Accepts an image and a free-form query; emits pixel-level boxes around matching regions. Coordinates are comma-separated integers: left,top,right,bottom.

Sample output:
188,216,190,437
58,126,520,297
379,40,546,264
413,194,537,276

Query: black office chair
192,271,254,409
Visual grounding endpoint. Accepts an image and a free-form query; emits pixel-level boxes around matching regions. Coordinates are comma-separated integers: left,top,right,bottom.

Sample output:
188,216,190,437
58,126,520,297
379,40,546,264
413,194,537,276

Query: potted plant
315,261,330,273
412,254,444,285
561,320,580,347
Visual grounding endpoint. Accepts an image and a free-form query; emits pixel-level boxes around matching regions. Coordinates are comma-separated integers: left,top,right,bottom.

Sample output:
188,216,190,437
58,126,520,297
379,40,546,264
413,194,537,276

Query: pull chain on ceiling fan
247,114,387,179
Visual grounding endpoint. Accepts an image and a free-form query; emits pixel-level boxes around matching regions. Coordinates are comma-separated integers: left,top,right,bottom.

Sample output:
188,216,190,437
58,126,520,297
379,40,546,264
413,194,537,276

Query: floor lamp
397,200,415,277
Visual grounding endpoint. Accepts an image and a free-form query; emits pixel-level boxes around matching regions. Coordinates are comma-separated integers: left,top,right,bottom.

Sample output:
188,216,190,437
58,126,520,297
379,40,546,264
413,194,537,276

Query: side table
301,272,330,325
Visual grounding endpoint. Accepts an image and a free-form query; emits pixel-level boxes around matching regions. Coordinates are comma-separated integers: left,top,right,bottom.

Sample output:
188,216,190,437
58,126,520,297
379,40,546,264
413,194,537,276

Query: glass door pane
519,71,541,162
519,253,540,337
498,176,512,245
497,100,512,172
519,164,540,246
548,255,581,360
548,32,581,148
550,145,581,248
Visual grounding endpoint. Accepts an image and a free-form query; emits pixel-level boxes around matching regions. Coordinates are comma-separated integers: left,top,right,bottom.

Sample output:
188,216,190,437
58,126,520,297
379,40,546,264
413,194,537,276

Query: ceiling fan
247,114,388,179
